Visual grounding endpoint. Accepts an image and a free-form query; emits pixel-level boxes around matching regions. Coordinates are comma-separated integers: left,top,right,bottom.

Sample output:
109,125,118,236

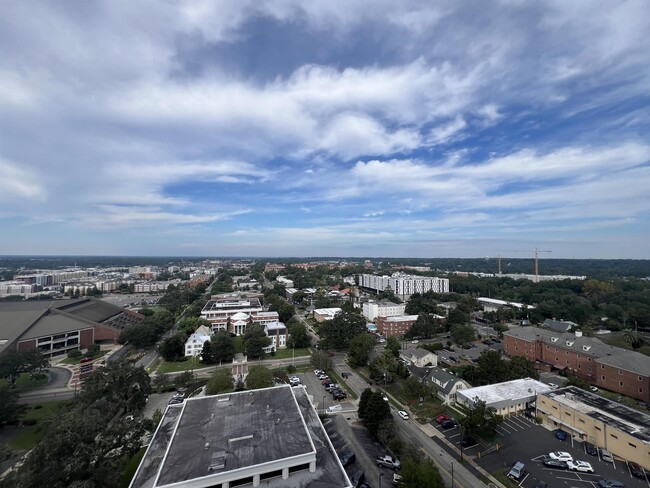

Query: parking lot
296,370,400,487
438,412,650,488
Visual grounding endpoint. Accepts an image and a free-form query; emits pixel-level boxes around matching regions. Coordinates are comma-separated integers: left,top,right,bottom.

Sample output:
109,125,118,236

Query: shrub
22,419,37,426
67,349,83,359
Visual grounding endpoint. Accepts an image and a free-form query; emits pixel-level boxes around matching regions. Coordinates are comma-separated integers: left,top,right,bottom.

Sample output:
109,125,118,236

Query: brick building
375,315,418,337
503,327,650,403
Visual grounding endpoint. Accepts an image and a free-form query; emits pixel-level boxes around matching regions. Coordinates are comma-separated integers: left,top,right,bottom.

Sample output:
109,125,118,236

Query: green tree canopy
159,334,185,361
348,333,377,367
207,369,234,395
0,348,49,386
212,331,236,363
246,365,274,390
407,313,438,339
243,324,272,359
287,319,311,348
400,457,445,488
319,310,367,350
357,388,391,438
0,386,27,425
450,324,476,345
385,336,401,357
458,398,503,439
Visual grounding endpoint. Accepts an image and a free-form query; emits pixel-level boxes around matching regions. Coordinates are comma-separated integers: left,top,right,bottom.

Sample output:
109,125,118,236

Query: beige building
538,386,650,469
313,308,342,323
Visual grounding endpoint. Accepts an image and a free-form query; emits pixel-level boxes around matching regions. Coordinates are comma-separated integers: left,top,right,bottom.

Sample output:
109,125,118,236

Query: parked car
338,450,356,468
548,383,559,389
600,449,614,462
326,405,342,413
566,460,594,473
441,419,456,429
628,461,645,479
411,340,419,344
461,436,477,447
376,455,401,470
507,461,526,480
397,410,410,420
590,386,599,392
555,429,568,440
598,480,625,488
584,442,598,456
524,409,535,419
436,415,450,424
534,482,548,488
542,456,567,469
548,451,573,462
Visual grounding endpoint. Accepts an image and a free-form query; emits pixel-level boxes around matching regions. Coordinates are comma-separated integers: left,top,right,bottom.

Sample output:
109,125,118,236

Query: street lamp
379,473,384,488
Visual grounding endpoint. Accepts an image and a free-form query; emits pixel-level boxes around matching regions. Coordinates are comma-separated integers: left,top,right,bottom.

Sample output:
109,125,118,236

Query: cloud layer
1,0,649,257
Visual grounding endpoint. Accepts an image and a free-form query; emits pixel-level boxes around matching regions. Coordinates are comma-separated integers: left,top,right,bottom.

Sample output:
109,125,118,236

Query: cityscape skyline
1,1,649,258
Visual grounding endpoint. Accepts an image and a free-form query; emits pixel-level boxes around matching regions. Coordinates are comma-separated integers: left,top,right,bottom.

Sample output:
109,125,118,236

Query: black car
441,419,456,429
542,456,567,469
628,461,645,479
338,450,356,468
460,436,477,447
598,480,625,488
584,443,598,456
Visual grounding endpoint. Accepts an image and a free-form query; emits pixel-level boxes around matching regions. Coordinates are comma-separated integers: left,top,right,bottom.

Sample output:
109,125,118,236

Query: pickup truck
376,455,401,470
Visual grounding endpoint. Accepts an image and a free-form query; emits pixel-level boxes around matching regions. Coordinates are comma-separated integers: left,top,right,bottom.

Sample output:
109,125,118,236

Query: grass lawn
9,401,67,450
157,358,199,374
269,347,310,360
0,373,47,391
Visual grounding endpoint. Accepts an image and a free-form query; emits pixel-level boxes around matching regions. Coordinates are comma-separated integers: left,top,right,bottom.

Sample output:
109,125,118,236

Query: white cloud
0,159,45,202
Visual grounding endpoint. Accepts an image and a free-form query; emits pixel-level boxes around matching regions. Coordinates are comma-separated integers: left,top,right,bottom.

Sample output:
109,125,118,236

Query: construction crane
508,248,552,282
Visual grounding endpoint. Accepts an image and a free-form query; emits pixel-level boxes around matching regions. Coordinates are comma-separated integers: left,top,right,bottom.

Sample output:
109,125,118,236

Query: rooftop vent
208,453,226,472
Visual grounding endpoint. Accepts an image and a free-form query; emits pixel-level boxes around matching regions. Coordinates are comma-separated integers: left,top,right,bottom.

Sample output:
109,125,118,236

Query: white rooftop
458,378,551,405
383,314,418,322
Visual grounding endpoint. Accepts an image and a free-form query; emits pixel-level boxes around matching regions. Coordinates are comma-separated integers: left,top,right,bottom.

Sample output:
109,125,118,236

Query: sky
1,1,649,259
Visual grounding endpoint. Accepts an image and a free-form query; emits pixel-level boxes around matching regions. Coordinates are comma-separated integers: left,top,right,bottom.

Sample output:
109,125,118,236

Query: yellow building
538,386,650,469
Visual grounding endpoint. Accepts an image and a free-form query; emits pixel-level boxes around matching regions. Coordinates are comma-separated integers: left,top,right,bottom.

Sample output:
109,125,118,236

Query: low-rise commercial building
313,308,342,323
457,378,552,417
503,327,650,402
362,300,406,322
375,314,418,337
130,385,351,488
538,386,650,469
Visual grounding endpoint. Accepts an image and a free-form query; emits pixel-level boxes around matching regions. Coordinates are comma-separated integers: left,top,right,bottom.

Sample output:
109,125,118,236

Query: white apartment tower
359,273,449,297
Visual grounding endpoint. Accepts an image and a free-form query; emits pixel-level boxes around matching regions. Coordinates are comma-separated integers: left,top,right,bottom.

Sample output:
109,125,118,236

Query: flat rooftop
132,385,351,488
542,386,650,443
459,378,552,405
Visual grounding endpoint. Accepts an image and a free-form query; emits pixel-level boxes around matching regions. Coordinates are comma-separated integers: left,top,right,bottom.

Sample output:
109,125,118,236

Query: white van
326,405,342,413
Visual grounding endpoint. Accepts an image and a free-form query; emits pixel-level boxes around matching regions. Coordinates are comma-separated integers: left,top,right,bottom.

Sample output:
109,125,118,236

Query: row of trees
456,349,538,385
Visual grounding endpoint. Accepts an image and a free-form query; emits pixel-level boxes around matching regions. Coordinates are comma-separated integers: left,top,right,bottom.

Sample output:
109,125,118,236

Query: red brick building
503,327,650,403
376,314,418,338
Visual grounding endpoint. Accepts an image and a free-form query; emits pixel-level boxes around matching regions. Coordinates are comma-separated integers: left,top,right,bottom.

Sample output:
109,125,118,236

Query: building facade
313,308,342,323
503,327,650,402
429,368,470,405
399,347,437,368
375,315,418,337
362,300,406,322
359,273,449,297
537,387,650,469
184,326,212,357
265,322,288,350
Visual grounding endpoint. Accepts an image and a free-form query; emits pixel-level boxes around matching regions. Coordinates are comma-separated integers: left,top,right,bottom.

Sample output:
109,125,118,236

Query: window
639,376,643,381
588,357,592,362
578,364,582,369
619,381,624,387
618,370,623,375
601,365,605,369
555,356,559,361
639,388,643,394
588,367,592,372
602,376,606,381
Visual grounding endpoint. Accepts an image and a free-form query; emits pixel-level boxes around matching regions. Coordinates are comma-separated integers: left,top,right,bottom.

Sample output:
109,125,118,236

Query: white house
313,308,342,322
429,368,470,405
399,347,438,368
184,325,212,357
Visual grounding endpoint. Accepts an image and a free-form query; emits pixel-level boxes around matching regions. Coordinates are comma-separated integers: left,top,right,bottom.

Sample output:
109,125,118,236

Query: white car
397,410,409,420
548,451,573,462
566,460,594,473
411,340,419,344
548,383,559,389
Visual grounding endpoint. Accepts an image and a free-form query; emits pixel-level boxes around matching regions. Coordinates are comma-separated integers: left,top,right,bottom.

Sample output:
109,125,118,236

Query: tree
0,386,27,425
80,360,151,415
402,375,430,401
206,369,234,395
152,372,169,393
399,457,445,488
385,336,400,357
310,350,333,371
623,329,644,349
246,365,274,389
178,316,211,339
458,399,502,439
446,308,470,328
201,340,215,364
287,320,311,348
358,389,391,437
408,313,438,339
0,349,49,386
159,334,185,361
348,333,376,367
450,324,476,346
243,324,272,359
319,310,367,350
212,331,236,363
174,371,195,389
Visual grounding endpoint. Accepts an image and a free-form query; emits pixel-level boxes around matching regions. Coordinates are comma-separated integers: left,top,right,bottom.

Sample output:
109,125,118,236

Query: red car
321,379,331,385
436,415,450,424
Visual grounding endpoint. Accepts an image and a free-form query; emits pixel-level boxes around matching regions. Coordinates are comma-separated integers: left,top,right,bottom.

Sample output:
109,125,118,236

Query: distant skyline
1,1,649,258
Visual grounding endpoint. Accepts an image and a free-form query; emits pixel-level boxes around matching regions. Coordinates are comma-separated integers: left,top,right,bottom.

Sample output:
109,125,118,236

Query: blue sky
1,1,649,258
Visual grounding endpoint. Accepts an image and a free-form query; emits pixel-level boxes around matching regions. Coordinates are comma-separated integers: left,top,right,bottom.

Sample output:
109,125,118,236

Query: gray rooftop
505,327,650,376
430,368,466,394
403,347,435,359
542,319,575,332
131,385,351,488
542,386,650,443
